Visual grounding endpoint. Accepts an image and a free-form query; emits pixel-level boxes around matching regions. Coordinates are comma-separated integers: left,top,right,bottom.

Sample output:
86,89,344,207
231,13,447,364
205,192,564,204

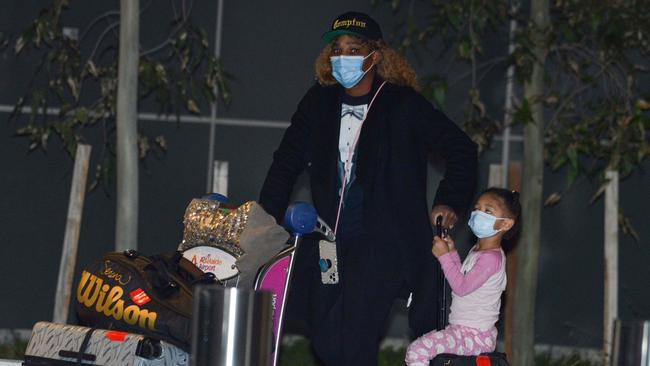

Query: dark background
0,0,648,350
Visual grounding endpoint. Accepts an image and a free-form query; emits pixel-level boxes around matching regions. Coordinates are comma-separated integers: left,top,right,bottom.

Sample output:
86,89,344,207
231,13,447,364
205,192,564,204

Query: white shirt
338,103,367,185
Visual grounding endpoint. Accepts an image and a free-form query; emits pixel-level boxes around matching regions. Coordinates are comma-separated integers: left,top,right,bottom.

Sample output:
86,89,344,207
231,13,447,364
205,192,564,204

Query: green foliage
276,340,407,366
378,346,407,366
5,0,231,191
276,339,600,366
374,0,511,155
374,0,650,194
543,0,650,189
278,339,321,366
0,334,27,360
535,352,600,366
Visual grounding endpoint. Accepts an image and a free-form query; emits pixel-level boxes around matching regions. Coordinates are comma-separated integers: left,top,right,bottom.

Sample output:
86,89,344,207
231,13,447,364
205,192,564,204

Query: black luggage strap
57,326,97,364
77,327,96,365
190,272,217,285
145,256,179,298
169,251,183,268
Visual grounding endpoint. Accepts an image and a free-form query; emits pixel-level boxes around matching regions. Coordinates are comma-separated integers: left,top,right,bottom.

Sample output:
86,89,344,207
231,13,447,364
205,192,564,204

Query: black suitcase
430,352,509,365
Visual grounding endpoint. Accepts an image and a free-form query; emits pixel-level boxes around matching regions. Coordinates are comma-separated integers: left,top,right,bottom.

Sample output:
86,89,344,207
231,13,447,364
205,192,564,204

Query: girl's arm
437,250,502,296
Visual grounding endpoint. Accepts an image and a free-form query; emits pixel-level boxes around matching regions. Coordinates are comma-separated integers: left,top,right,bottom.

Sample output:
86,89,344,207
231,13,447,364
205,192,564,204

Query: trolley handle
283,202,336,242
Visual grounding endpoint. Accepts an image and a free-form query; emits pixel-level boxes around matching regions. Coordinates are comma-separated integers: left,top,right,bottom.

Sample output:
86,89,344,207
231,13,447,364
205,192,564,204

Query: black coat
259,78,478,335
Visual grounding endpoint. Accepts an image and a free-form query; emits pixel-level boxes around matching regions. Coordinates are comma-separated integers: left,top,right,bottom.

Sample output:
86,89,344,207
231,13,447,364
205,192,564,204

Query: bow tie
341,104,366,120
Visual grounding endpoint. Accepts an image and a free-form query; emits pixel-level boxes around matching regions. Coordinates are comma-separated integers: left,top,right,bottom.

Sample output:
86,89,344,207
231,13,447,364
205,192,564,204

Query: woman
259,11,478,365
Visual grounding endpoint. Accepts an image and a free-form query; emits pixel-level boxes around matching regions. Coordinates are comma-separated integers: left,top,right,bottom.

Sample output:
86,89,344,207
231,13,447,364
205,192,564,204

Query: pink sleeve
437,250,502,296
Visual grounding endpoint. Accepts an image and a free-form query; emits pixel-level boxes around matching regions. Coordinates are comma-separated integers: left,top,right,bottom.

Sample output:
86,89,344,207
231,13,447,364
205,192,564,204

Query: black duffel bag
75,250,215,351
431,352,510,366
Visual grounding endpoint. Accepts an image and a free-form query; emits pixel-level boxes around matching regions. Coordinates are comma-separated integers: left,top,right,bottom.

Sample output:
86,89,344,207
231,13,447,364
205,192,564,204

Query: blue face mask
468,210,505,238
330,51,375,89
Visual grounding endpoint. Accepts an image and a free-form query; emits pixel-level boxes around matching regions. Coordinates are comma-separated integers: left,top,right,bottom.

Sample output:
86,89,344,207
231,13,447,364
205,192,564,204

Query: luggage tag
318,239,339,284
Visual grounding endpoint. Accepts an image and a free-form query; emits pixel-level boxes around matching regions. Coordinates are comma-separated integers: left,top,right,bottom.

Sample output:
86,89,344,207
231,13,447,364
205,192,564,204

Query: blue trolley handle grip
283,202,318,237
202,193,229,204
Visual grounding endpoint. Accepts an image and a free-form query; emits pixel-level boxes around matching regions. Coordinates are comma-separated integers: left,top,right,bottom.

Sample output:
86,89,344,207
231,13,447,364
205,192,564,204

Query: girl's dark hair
481,187,522,242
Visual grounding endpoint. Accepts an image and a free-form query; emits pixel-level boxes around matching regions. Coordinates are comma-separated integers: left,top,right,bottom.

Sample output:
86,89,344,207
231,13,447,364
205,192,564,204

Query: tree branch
80,11,120,41
87,21,120,63
547,66,609,128
448,57,508,88
140,0,194,57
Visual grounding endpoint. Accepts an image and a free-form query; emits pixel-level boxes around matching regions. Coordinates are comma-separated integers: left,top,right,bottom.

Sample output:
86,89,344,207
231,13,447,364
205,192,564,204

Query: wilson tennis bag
75,250,215,351
431,352,510,366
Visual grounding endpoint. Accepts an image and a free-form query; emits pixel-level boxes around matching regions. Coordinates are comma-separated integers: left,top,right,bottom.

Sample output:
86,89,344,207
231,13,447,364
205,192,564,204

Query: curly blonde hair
314,37,420,91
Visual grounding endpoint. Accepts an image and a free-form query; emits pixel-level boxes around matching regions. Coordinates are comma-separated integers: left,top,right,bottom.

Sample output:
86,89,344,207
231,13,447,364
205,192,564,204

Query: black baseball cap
322,11,383,43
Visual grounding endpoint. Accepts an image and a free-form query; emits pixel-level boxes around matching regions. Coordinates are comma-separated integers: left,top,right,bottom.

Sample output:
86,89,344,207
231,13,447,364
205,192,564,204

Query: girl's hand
446,235,456,252
432,235,450,258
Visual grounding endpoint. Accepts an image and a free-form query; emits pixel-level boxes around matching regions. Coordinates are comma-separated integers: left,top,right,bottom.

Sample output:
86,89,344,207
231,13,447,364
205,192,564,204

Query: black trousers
284,232,405,366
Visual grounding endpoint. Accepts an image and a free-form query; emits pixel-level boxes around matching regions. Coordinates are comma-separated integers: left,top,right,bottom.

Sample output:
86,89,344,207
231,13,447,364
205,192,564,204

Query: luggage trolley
21,195,327,366
178,195,334,366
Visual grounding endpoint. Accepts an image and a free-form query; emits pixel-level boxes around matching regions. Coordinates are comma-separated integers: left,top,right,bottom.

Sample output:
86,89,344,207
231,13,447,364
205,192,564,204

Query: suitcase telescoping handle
57,327,98,365
57,350,96,363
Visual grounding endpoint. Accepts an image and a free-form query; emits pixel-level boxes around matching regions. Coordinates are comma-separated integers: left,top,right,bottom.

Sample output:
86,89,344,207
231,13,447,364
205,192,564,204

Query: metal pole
603,170,619,365
206,0,225,193
53,144,92,323
270,236,300,366
191,287,273,366
115,0,140,251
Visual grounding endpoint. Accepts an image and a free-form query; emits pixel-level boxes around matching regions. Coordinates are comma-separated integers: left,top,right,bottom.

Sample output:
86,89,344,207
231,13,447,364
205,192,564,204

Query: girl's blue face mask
330,51,375,89
468,210,505,238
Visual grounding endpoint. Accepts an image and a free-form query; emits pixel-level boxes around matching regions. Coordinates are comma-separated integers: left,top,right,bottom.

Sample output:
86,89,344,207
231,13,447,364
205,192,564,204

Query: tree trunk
115,0,139,251
504,161,522,360
53,144,91,323
512,0,549,364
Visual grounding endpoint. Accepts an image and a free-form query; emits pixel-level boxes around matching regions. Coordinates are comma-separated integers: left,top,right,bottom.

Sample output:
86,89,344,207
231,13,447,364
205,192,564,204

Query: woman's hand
432,235,455,258
431,205,458,229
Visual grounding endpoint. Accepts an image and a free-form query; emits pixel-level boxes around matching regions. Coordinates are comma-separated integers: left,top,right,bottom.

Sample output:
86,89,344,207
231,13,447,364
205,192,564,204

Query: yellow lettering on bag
95,284,111,313
76,271,91,303
77,271,102,307
101,260,131,285
124,305,139,325
138,309,158,330
111,299,124,320
103,286,124,317
76,271,158,330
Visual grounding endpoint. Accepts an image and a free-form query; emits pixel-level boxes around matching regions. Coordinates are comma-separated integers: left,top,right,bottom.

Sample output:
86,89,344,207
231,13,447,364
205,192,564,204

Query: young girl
405,188,521,366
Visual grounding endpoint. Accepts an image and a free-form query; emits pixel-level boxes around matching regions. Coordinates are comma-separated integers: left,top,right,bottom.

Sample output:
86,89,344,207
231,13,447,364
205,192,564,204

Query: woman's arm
411,93,478,217
259,86,317,223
